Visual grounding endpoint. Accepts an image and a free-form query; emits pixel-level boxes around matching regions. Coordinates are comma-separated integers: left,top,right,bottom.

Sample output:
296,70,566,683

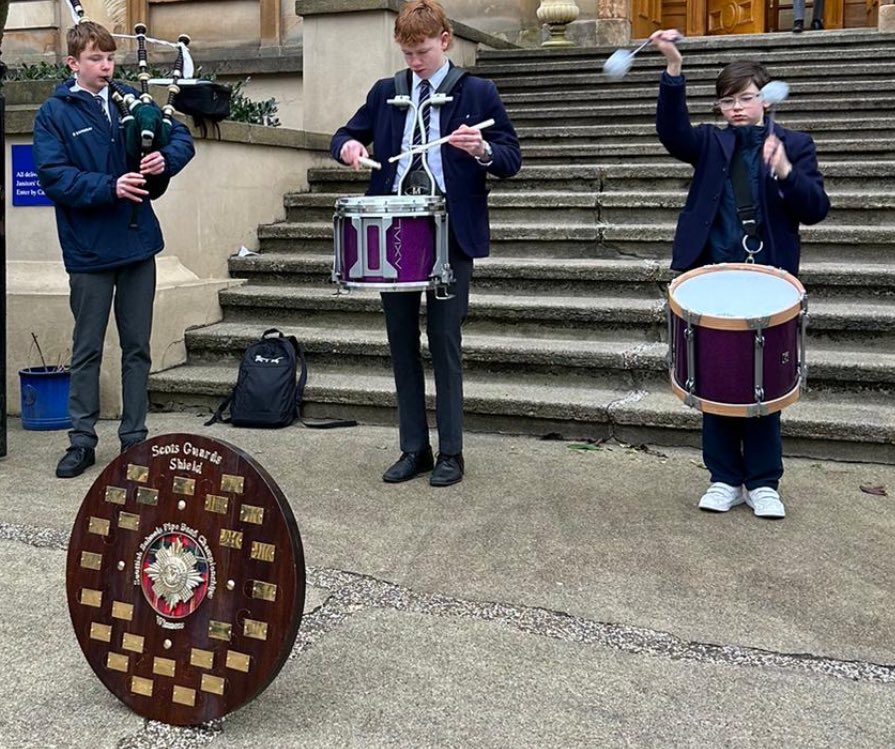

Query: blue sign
12,144,53,207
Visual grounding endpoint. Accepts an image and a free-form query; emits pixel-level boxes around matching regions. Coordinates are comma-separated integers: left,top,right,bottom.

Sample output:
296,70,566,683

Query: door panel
632,0,663,38
706,0,766,33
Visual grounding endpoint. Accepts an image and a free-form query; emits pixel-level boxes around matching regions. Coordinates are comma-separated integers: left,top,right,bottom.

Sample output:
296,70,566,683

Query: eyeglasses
717,93,761,110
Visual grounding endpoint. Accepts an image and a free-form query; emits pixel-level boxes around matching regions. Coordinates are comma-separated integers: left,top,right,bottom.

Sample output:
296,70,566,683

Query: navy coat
656,74,829,276
34,80,195,273
331,68,521,259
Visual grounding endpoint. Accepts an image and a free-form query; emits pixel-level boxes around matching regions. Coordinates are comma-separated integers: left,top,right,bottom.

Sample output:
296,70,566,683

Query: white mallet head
760,80,790,105
603,49,634,81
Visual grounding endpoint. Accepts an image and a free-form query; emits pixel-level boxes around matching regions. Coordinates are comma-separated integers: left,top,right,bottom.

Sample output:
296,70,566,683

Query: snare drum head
335,195,445,215
671,266,801,319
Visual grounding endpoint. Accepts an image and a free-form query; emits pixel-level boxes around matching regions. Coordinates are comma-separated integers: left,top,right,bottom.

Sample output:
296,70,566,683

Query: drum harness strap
388,66,467,300
393,66,468,197
730,149,769,409
729,149,764,265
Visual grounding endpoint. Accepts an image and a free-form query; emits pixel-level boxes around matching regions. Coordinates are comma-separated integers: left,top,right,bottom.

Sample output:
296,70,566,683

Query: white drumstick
387,118,496,164
358,156,382,170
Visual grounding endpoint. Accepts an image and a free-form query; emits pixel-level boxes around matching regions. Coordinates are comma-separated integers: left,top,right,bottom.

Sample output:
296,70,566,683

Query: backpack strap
394,68,412,97
287,336,357,429
435,65,467,96
204,394,232,426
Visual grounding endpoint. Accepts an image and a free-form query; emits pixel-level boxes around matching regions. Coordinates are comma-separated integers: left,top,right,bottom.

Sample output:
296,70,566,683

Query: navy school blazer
331,68,522,259
656,73,829,276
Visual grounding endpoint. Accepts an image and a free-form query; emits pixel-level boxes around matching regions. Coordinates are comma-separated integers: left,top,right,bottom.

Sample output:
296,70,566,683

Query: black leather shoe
430,453,464,487
56,446,96,479
792,19,804,32
811,18,823,29
383,448,434,483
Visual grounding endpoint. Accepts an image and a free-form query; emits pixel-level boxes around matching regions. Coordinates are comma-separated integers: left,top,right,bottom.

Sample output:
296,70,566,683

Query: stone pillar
595,0,631,46
880,1,895,33
296,0,407,135
536,0,580,47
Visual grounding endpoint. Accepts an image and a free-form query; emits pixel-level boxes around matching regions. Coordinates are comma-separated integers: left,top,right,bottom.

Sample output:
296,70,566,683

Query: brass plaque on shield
66,433,306,726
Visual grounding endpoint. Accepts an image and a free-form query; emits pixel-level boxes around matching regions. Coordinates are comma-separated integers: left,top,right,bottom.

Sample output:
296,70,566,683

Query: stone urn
537,0,580,47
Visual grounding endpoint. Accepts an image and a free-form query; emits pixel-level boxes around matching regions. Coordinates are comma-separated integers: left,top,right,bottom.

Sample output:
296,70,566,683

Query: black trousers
702,412,783,491
380,243,473,456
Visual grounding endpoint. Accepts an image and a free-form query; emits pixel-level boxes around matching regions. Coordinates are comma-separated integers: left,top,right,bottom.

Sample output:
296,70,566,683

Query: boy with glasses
649,29,830,519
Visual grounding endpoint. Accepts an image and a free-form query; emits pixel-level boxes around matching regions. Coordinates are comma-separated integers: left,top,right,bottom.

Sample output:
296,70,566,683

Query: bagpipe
64,0,227,223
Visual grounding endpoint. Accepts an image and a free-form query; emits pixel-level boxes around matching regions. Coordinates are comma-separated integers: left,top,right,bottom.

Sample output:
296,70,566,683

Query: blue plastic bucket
19,366,72,431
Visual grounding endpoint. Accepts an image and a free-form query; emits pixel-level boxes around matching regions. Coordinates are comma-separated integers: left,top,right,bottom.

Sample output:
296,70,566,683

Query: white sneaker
698,482,745,512
745,487,786,519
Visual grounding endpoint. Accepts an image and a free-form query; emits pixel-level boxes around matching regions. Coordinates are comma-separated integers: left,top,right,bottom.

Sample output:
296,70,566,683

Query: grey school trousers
67,256,156,449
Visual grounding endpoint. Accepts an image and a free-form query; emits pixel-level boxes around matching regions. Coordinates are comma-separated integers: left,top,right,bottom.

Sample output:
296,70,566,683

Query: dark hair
715,60,771,99
394,0,453,48
67,21,116,58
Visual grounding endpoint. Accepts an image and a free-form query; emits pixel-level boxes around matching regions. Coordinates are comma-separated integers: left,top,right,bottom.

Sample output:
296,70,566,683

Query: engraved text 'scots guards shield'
66,434,305,725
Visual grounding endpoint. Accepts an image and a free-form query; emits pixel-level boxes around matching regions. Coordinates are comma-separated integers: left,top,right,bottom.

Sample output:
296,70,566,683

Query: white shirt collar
412,59,451,94
71,81,109,103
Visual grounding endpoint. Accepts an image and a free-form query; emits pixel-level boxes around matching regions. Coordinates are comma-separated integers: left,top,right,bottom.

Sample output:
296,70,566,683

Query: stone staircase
149,29,895,463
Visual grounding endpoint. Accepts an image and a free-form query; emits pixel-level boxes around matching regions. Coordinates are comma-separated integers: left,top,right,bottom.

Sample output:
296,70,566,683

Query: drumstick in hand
388,119,496,164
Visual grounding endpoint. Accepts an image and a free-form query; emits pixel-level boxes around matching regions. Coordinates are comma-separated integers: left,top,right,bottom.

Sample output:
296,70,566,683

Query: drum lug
753,331,765,408
684,323,696,397
664,303,674,369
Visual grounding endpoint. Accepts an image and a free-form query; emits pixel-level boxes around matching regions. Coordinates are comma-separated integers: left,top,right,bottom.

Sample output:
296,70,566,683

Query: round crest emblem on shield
65,434,305,725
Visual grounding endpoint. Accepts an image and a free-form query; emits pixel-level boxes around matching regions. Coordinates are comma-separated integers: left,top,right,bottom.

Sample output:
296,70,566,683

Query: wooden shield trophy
65,434,305,725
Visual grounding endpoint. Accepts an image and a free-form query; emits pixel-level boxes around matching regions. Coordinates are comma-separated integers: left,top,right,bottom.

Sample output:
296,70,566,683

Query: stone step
214,283,895,349
229,254,895,300
504,140,895,164
147,362,895,464
506,97,892,126
475,30,895,68
177,320,895,393
514,118,894,143
284,190,895,227
306,161,895,194
499,79,895,106
487,63,895,91
256,219,895,264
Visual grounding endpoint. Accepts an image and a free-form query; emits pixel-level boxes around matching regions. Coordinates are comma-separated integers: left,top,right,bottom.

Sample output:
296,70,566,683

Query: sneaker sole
744,498,786,519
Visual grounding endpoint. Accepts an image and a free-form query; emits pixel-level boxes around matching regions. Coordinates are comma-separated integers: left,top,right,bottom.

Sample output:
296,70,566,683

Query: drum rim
335,195,446,214
670,375,801,417
667,263,806,331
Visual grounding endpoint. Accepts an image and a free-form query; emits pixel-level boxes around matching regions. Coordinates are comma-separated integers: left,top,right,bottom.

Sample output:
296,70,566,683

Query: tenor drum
666,263,808,417
333,195,452,292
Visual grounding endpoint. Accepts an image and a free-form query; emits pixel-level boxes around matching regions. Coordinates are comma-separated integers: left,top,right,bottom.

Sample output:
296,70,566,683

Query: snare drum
666,263,808,417
333,195,452,292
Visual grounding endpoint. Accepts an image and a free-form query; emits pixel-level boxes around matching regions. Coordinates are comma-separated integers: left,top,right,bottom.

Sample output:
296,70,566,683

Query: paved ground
1,414,894,748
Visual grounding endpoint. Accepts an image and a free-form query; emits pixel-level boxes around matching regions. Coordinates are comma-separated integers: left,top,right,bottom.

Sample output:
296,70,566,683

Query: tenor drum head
669,264,805,329
66,434,305,726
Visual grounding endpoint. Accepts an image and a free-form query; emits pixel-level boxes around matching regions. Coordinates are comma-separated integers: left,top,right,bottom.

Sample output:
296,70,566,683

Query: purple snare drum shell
341,216,435,284
333,195,450,291
667,263,807,417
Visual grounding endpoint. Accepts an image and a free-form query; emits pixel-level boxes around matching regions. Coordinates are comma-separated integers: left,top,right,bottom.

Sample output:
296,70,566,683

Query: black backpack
205,329,355,429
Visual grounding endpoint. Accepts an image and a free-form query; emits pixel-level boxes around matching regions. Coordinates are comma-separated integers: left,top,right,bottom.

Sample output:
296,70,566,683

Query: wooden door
706,0,766,33
632,0,664,38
